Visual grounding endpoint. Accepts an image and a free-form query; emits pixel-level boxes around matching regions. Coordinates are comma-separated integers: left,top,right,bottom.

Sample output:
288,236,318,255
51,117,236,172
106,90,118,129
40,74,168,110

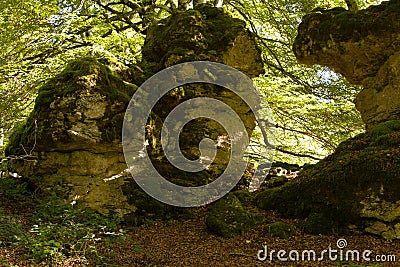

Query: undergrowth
0,176,126,266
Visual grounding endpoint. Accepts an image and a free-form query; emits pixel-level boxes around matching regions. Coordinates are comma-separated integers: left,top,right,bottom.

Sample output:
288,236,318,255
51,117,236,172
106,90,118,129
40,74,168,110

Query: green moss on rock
206,193,264,238
122,179,194,226
304,212,340,235
35,57,137,110
231,189,252,205
265,222,297,239
369,120,400,140
267,176,289,188
142,4,248,67
6,57,137,156
255,121,400,236
255,182,312,219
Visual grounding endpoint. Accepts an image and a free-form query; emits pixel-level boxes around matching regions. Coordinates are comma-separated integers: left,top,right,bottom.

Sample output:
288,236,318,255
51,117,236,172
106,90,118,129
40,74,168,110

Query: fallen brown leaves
97,209,400,267
1,202,399,266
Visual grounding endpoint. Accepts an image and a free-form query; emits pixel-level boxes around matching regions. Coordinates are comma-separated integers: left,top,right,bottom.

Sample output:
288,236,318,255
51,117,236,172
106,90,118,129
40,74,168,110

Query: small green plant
26,194,123,264
0,175,31,200
0,256,20,267
0,209,28,246
0,176,125,265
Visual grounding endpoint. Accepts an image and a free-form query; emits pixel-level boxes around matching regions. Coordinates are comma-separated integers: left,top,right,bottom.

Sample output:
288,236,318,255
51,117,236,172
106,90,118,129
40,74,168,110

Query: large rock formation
6,58,138,216
123,4,265,193
255,0,400,240
6,5,265,219
256,121,400,239
293,0,400,130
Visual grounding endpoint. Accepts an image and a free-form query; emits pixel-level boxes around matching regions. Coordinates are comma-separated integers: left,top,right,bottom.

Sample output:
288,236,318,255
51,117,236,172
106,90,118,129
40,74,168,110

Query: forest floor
0,179,399,266
95,210,400,267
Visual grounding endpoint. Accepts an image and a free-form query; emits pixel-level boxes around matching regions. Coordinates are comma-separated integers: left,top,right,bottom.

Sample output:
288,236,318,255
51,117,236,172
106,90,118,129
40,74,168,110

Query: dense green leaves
226,0,365,163
0,0,61,131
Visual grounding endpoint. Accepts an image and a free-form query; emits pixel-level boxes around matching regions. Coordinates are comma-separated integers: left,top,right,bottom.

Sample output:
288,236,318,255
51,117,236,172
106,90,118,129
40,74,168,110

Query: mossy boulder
142,4,264,77
231,189,252,205
122,180,194,226
6,57,137,156
266,176,288,188
255,121,400,239
303,212,340,235
206,192,264,238
5,6,267,219
5,57,138,216
265,222,297,239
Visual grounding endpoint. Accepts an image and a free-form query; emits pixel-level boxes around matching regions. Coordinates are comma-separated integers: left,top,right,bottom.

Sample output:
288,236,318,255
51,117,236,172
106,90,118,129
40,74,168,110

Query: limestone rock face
282,0,400,239
356,52,400,129
126,5,265,190
361,196,400,240
293,0,400,130
6,58,138,216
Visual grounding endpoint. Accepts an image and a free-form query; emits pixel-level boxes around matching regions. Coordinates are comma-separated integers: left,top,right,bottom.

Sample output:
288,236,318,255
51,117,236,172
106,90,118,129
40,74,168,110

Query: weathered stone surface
142,5,264,77
355,52,400,129
293,0,400,129
364,220,400,240
360,195,400,239
6,57,137,216
293,1,400,84
364,221,395,240
267,0,400,240
360,196,400,223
